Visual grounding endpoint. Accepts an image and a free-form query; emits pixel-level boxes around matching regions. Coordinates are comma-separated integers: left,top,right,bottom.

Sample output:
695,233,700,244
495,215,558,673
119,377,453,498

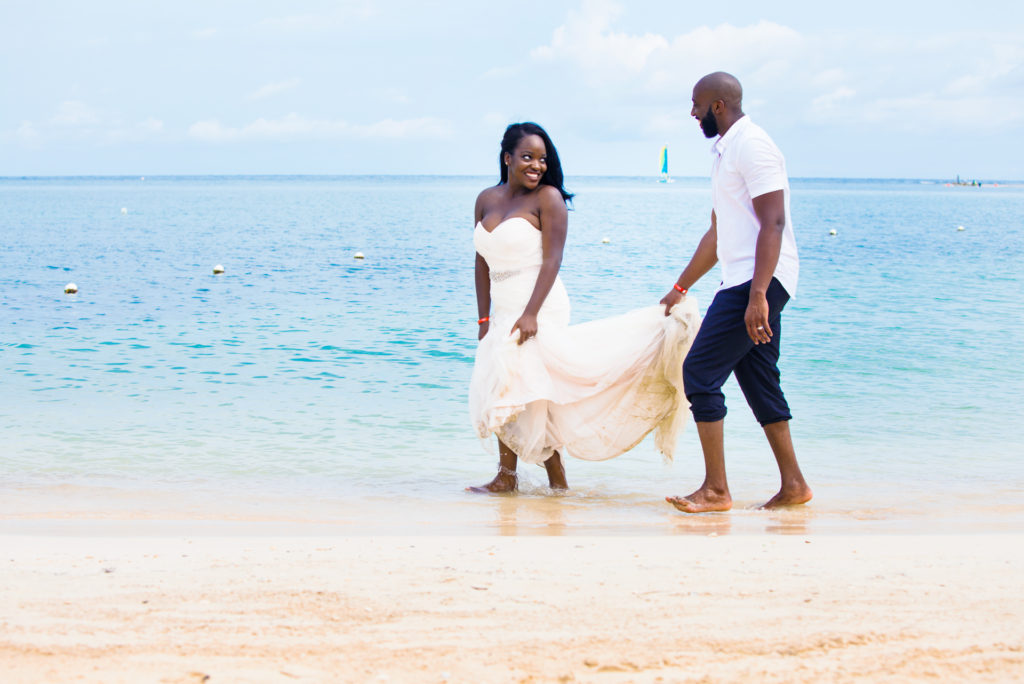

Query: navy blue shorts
683,278,792,426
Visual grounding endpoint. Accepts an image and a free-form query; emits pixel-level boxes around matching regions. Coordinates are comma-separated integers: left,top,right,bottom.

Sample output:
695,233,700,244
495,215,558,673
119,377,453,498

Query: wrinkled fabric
469,217,700,465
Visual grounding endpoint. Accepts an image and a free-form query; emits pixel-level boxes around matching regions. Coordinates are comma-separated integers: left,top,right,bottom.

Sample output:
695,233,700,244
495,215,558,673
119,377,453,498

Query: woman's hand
510,313,538,345
478,320,490,340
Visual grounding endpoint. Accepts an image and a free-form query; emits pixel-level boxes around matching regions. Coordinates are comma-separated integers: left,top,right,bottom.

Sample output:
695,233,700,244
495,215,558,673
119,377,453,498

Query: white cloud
811,87,856,115
50,100,102,126
3,102,165,146
858,94,1023,129
811,69,846,88
15,121,39,143
532,0,667,79
482,65,521,81
529,1,1024,132
187,114,453,143
191,27,218,40
247,79,301,100
533,1,800,94
104,117,165,143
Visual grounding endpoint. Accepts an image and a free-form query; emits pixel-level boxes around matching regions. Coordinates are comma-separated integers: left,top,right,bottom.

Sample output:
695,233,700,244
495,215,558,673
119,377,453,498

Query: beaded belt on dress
490,269,522,282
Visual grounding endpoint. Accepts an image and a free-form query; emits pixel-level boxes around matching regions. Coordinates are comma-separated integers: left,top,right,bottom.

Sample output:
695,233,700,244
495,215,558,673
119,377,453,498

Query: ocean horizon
3,174,1021,183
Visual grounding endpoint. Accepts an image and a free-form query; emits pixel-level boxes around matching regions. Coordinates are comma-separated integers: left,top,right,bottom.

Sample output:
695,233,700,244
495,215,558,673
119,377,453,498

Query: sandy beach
2,531,1022,683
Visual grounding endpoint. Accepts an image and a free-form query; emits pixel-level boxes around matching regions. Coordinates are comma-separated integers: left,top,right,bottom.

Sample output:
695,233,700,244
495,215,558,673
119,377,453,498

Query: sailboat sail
659,145,672,183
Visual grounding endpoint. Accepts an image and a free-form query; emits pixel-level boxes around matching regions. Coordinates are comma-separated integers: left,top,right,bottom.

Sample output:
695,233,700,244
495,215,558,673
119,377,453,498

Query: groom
660,72,812,511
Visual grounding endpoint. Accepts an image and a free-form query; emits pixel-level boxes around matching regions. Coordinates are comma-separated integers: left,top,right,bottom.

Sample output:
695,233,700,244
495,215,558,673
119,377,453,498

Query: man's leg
761,420,812,508
666,419,732,512
667,284,753,513
733,278,811,508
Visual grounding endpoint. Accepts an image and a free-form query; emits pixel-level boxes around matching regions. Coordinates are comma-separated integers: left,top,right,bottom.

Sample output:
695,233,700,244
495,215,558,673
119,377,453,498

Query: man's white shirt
710,115,799,296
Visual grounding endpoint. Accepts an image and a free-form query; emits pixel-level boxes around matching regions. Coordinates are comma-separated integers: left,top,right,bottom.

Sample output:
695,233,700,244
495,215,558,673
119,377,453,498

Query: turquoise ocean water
2,176,1023,535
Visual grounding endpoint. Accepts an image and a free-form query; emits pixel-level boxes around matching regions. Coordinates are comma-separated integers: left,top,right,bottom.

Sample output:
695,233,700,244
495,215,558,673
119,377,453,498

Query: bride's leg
467,439,518,493
544,451,568,491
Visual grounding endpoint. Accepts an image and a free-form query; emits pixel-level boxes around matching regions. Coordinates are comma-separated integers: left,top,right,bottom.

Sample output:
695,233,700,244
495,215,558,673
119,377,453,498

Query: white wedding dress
469,217,700,465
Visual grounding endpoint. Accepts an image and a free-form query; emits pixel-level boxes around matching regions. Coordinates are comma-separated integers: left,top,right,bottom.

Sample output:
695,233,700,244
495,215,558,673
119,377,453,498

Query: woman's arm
511,187,567,344
473,192,492,340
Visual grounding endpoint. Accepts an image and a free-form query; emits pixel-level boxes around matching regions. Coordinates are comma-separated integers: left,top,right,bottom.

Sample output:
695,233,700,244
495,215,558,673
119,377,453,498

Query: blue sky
2,0,1022,178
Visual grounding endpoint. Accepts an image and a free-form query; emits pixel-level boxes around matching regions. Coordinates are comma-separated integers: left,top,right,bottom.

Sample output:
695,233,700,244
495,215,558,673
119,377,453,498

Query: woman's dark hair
498,122,573,204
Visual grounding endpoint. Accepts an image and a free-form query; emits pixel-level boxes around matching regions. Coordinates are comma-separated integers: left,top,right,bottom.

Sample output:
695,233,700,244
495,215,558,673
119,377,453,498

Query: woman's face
505,134,547,189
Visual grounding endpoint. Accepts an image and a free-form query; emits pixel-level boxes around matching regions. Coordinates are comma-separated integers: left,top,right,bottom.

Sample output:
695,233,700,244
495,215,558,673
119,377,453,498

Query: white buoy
64,282,78,294
601,237,611,244
957,225,965,231
213,264,224,274
353,252,365,259
829,229,837,236
140,176,145,181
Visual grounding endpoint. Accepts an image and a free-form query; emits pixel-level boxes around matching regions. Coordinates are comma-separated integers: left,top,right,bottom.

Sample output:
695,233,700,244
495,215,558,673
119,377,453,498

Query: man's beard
699,105,719,138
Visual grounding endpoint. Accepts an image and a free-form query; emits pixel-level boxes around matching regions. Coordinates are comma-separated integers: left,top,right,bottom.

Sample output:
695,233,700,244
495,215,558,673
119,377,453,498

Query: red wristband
478,316,490,325
673,284,688,294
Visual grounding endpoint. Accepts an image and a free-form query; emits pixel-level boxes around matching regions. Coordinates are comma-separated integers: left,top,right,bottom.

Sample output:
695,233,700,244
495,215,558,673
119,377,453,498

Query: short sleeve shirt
711,116,799,296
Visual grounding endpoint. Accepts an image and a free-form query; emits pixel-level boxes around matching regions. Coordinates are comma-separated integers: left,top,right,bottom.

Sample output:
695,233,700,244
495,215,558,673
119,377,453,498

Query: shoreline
3,533,1022,682
4,482,1024,539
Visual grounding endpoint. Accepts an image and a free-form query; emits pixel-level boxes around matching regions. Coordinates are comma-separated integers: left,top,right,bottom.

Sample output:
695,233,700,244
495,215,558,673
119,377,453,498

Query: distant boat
946,174,983,187
658,145,674,183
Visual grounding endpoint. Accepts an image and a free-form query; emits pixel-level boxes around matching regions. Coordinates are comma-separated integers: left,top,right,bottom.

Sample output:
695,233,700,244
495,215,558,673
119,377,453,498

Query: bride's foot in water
467,467,518,493
544,452,568,491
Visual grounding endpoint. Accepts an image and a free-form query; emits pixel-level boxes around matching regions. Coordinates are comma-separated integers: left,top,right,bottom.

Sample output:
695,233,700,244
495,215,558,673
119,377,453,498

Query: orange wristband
673,284,688,294
478,316,490,325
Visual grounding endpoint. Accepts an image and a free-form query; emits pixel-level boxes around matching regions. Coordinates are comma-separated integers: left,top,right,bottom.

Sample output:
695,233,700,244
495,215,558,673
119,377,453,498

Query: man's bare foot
466,468,517,494
759,482,813,509
666,487,732,513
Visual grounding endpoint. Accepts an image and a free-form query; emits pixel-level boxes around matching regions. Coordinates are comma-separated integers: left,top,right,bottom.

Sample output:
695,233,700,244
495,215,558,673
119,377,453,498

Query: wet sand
3,532,1022,682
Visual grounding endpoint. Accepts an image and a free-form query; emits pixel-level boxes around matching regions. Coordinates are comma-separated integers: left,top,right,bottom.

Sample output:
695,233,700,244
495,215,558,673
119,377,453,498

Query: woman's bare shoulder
475,185,503,218
477,184,504,204
536,185,568,215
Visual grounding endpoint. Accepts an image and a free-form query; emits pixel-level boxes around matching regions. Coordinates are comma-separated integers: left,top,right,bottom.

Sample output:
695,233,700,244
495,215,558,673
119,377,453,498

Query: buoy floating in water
353,252,365,259
64,282,78,294
957,225,965,231
120,207,128,215
829,229,837,236
601,237,611,244
213,264,224,274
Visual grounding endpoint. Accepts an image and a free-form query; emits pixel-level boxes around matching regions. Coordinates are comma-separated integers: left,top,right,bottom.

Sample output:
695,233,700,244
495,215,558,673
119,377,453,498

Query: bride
468,122,700,493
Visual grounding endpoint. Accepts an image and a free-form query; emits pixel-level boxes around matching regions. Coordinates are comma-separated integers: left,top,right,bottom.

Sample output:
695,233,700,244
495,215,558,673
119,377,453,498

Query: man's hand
660,288,683,316
745,290,772,344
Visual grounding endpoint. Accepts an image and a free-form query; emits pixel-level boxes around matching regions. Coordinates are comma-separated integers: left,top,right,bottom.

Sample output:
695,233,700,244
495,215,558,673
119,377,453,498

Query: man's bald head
694,72,743,111
691,72,745,138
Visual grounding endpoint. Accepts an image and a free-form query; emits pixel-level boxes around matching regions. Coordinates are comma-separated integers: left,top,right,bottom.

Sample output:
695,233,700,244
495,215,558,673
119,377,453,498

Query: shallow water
2,175,1023,534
